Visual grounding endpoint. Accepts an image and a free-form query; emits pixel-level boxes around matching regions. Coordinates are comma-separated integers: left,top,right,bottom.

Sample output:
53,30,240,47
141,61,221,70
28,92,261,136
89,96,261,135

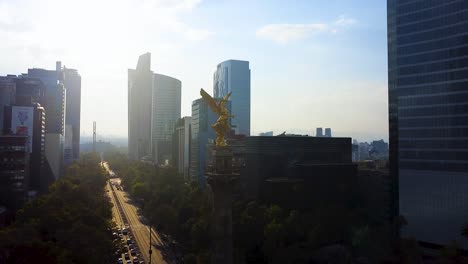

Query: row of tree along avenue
0,153,114,264
105,150,468,264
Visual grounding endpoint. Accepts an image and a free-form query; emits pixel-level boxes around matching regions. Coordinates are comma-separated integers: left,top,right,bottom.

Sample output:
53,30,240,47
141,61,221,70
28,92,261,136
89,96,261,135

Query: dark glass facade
388,0,468,248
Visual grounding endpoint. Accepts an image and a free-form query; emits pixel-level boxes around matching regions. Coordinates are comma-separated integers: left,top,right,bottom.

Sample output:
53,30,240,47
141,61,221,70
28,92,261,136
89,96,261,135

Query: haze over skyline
0,0,387,141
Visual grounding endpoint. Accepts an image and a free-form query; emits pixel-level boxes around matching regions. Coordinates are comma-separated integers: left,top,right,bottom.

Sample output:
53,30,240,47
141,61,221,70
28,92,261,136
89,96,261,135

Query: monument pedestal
207,146,237,264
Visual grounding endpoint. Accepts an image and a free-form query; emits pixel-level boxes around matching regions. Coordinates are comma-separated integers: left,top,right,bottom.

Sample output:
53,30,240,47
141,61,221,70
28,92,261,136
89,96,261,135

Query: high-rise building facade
173,116,191,179
63,68,81,163
27,62,66,180
213,60,250,136
388,0,468,249
128,53,153,160
151,73,181,164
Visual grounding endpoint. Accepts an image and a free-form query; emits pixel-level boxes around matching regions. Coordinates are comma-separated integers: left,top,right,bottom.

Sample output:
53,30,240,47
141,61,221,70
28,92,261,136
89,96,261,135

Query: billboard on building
11,106,34,153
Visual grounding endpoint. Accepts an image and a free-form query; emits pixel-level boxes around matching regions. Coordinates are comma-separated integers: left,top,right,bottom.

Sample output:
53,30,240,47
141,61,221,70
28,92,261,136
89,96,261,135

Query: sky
0,0,388,142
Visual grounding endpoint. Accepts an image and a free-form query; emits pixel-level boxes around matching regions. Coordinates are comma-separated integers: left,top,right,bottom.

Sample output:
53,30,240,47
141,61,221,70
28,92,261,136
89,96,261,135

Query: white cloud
256,16,357,44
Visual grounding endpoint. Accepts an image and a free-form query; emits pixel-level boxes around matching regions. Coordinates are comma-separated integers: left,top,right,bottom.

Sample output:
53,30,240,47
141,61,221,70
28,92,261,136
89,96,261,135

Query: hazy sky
0,0,388,142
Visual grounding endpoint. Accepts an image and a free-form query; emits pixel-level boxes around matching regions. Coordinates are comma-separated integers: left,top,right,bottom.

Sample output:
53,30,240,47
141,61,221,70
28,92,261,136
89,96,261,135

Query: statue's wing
223,91,232,102
200,88,221,114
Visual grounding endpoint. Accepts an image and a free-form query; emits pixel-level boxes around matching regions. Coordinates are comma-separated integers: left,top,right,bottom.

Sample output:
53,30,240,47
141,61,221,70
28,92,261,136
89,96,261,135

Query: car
126,238,132,245
139,261,144,264
119,234,124,239
122,228,128,235
128,243,134,250
126,260,132,264
124,253,129,260
130,249,136,256
117,258,123,264
132,257,139,263
113,232,117,237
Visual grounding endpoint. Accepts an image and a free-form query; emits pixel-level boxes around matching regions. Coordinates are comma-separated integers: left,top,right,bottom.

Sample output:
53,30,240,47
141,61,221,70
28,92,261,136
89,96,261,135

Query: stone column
207,146,236,264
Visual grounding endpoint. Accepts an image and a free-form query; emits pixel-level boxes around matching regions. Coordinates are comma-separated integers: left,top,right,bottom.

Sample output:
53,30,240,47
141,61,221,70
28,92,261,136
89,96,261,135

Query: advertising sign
11,106,34,153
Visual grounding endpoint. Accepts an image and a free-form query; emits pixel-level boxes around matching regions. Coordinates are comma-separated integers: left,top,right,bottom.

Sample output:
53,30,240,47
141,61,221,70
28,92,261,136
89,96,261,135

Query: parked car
122,228,128,235
130,249,136,256
117,258,123,264
126,238,132,245
124,253,129,260
132,257,139,263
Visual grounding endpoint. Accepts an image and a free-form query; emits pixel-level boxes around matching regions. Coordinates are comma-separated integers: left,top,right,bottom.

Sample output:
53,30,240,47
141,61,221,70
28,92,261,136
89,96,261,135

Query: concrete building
316,128,323,137
27,62,66,180
213,60,250,136
0,77,17,133
63,67,81,163
128,53,153,161
151,73,181,164
388,0,468,249
173,116,191,179
232,136,355,206
0,135,30,211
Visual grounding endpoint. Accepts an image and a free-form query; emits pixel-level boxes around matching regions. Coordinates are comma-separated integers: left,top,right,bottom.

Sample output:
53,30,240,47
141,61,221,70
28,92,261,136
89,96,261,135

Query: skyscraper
27,62,65,180
128,53,153,160
324,128,332,138
63,67,81,163
173,116,191,179
213,60,250,136
388,0,468,249
316,128,323,137
151,73,181,164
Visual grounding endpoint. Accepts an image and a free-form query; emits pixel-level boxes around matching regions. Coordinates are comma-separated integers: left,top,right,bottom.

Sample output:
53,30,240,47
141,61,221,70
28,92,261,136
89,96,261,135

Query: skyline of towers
388,0,468,249
213,60,251,136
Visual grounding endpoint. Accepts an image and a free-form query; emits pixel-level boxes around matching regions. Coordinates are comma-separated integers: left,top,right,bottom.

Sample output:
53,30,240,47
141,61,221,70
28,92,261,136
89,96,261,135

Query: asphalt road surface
104,162,176,264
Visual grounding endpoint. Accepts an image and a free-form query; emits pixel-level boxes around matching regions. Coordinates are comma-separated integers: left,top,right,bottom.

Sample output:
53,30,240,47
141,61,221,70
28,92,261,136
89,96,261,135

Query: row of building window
397,1,467,25
399,127,468,138
400,160,468,172
399,103,468,117
398,56,468,76
398,92,468,106
398,35,468,58
394,80,468,97
397,8,468,35
398,22,467,46
397,0,459,16
398,67,468,86
400,150,468,161
398,46,468,66
400,139,468,149
399,116,468,127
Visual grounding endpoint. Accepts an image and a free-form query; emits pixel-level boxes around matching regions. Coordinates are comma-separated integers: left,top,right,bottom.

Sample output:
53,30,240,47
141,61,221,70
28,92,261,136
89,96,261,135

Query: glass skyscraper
151,73,181,164
213,60,250,136
388,0,468,249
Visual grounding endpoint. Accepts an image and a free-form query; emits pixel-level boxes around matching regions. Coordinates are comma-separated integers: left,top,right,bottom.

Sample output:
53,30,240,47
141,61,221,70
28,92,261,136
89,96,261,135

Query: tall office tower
128,53,153,160
63,67,81,163
316,127,323,137
173,116,191,179
324,128,332,138
213,60,250,136
151,73,181,164
388,1,468,249
0,77,17,133
28,61,66,180
190,98,231,187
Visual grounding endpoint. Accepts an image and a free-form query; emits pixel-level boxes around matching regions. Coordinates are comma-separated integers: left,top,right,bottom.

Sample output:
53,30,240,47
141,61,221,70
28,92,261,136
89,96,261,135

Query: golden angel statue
200,88,232,147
